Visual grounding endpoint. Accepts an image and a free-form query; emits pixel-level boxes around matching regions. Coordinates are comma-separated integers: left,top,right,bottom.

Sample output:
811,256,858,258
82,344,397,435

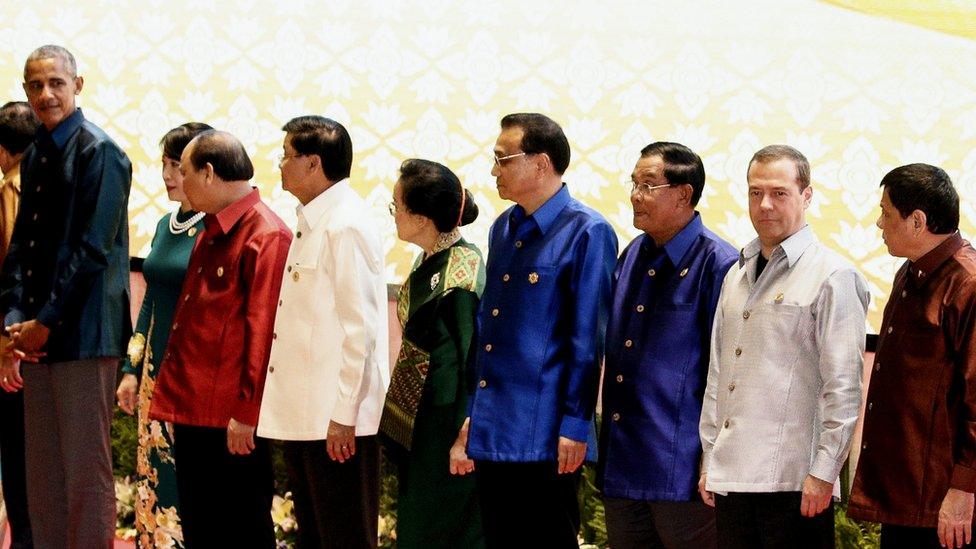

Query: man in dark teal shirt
0,45,131,549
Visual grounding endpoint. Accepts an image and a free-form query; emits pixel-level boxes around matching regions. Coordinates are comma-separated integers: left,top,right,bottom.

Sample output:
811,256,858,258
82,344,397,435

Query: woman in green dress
115,122,212,549
380,159,486,548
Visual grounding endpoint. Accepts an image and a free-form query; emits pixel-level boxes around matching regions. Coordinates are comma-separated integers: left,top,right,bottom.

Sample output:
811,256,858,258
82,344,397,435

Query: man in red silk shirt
149,130,292,549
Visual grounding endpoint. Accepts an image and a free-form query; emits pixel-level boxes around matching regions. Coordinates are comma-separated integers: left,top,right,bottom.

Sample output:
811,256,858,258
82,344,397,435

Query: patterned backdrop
1,0,974,330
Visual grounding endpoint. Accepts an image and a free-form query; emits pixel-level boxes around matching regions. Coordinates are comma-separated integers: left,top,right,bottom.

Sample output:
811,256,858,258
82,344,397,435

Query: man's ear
74,75,84,94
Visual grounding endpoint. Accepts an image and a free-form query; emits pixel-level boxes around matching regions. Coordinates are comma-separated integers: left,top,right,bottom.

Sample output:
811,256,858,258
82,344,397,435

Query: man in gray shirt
698,145,869,548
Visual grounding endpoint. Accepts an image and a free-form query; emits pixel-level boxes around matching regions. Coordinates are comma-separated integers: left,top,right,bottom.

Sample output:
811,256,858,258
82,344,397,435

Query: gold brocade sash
379,338,430,450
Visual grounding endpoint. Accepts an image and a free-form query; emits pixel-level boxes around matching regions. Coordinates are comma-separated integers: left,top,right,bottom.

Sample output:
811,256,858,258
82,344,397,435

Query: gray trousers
23,358,117,549
604,497,718,549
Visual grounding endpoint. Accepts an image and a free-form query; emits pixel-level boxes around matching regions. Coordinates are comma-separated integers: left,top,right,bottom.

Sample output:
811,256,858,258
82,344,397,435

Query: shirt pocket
644,302,697,372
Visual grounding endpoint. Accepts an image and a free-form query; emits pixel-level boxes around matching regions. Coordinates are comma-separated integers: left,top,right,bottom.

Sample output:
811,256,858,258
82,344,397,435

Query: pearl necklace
169,210,206,235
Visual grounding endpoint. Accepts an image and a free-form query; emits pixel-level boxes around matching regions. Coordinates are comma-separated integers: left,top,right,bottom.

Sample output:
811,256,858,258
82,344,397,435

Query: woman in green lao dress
115,122,212,549
380,159,485,548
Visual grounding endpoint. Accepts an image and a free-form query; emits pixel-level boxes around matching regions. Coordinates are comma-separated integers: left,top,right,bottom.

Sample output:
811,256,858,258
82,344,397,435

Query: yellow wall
2,0,974,330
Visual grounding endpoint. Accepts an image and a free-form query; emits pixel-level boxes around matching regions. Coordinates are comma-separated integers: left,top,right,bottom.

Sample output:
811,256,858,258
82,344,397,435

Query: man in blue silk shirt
1,45,131,549
450,113,618,547
597,142,736,548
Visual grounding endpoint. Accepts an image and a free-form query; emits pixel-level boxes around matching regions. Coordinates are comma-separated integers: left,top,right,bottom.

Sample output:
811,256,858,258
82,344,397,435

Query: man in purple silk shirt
598,142,736,549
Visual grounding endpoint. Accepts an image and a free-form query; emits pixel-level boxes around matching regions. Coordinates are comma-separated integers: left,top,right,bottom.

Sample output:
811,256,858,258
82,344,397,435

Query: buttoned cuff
808,452,845,484
951,464,976,493
231,399,261,427
331,398,359,427
558,414,590,442
36,304,59,328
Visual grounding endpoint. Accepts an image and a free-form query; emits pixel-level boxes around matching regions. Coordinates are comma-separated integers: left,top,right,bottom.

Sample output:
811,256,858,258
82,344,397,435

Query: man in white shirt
698,145,869,548
257,116,389,549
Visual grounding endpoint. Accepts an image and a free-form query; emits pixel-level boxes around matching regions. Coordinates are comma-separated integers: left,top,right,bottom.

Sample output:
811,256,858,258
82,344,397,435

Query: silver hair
24,45,77,80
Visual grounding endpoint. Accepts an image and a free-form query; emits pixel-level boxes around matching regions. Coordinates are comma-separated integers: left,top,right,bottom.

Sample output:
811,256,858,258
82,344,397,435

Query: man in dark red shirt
149,130,292,548
849,163,976,549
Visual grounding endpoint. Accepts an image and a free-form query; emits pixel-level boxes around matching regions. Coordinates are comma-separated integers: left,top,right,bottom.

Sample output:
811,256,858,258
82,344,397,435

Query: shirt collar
908,231,964,283
37,108,85,151
513,183,571,236
1,163,20,192
297,178,350,230
207,187,261,235
660,212,704,266
739,224,815,268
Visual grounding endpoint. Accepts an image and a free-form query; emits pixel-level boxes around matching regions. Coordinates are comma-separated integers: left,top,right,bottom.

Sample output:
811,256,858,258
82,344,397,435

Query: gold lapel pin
679,268,689,277
528,272,539,284
774,292,784,303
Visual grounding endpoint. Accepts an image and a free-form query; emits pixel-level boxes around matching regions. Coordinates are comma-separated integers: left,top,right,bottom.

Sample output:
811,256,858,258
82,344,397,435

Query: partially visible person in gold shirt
0,100,40,549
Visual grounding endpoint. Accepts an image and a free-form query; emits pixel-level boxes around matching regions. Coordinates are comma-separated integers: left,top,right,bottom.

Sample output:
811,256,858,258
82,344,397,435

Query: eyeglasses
493,151,527,166
631,182,673,195
276,152,305,166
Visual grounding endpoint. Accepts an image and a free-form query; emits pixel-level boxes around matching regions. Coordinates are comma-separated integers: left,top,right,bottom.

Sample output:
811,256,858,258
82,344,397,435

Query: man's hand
557,436,585,474
800,474,833,517
939,488,974,549
699,473,715,507
449,417,474,476
226,418,256,455
326,420,356,463
0,356,24,393
116,373,138,415
8,320,51,354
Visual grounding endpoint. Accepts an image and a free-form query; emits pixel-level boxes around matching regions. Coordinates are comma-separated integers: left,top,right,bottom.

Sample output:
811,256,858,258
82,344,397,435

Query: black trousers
475,460,581,549
714,492,834,549
0,388,32,548
173,424,275,549
282,437,379,549
881,524,966,549
603,497,716,549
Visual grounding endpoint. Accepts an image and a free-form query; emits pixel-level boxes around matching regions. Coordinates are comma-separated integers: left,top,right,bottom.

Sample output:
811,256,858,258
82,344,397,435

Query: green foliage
111,408,138,478
579,464,608,547
835,502,881,548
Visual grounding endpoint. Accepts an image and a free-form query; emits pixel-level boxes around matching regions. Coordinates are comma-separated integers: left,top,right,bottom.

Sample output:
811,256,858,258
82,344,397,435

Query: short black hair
748,145,811,190
187,130,254,182
0,102,40,154
160,122,213,161
640,141,706,206
880,163,959,235
399,158,478,233
281,116,353,182
500,113,570,175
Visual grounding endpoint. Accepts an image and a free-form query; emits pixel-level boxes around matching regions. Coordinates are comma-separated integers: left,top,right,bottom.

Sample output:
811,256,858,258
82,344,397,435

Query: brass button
734,348,742,356
197,267,203,274
485,344,493,352
515,240,523,248
479,379,487,388
648,268,656,277
728,382,735,392
297,231,303,238
279,299,283,307
28,240,34,247
742,310,750,320
624,339,633,348
32,213,38,221
269,366,275,373
901,290,907,298
491,308,499,317
187,227,197,237
636,304,645,313
615,374,623,383
293,271,300,282
887,326,893,334
724,419,730,428
287,265,292,272
502,274,510,282
172,323,179,331
611,412,621,421
273,333,277,340
874,362,881,372
216,267,224,277
868,402,873,411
